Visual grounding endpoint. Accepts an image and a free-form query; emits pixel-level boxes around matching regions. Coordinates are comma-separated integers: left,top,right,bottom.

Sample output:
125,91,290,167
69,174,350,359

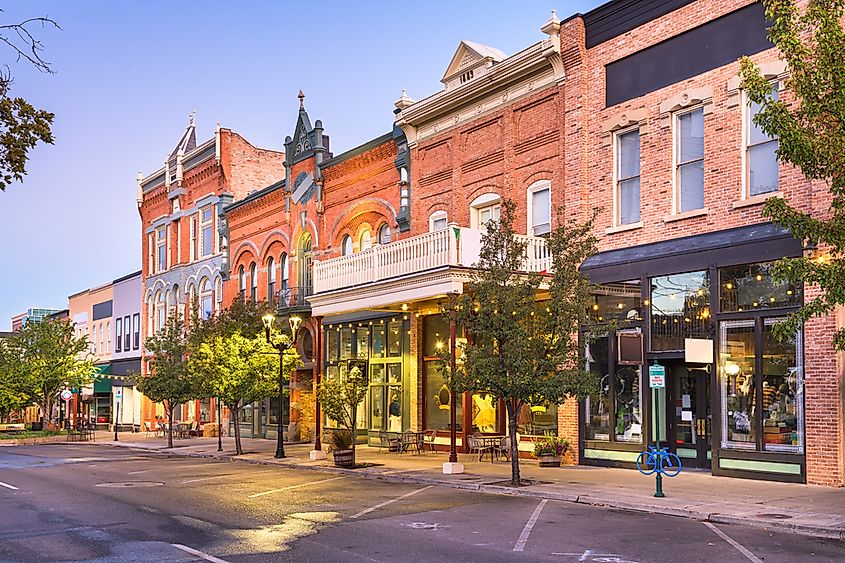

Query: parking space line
350,485,433,519
248,476,345,498
0,481,19,490
703,522,764,563
181,475,232,484
513,498,548,552
171,543,229,563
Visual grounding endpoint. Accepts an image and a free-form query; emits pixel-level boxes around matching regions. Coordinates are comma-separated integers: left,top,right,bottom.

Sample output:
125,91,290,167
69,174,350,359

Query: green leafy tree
0,13,60,191
138,311,198,448
740,0,845,348
0,339,28,421
317,365,368,466
1,318,94,427
190,331,292,455
452,200,598,486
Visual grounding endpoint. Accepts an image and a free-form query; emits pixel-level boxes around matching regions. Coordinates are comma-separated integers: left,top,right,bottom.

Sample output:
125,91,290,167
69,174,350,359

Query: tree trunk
506,400,521,486
41,398,50,429
167,402,174,449
233,402,243,455
350,405,357,468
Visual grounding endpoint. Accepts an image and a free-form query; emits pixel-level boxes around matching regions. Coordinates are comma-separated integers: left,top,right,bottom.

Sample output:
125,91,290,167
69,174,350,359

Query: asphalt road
1,444,843,562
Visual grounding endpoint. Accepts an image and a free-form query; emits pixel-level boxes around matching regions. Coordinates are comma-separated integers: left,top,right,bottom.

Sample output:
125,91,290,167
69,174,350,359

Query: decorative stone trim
663,207,709,223
605,221,643,235
732,191,783,209
602,109,647,134
726,61,788,108
659,86,713,127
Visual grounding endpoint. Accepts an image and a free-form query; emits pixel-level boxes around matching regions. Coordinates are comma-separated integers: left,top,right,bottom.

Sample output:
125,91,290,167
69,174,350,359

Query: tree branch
0,13,61,76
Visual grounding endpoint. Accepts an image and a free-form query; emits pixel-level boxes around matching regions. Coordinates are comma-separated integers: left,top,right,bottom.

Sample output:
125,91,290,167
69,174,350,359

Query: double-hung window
747,88,779,196
156,227,166,272
675,107,705,213
115,318,122,353
267,257,276,301
616,129,640,225
124,315,131,351
477,202,500,229
429,211,448,232
200,206,213,257
189,215,197,261
528,181,551,236
341,235,353,256
249,263,258,302
132,313,140,349
238,266,246,299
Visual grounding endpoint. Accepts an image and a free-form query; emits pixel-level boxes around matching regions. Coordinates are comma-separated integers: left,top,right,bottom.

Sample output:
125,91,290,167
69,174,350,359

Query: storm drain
95,482,165,488
757,513,793,520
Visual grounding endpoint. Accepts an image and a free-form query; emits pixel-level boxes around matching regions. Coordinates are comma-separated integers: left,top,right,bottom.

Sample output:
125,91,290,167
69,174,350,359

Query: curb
103,442,845,541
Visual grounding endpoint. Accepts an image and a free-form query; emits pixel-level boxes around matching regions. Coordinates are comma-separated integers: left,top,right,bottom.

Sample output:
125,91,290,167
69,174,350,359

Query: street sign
648,364,666,389
60,389,72,401
114,387,122,399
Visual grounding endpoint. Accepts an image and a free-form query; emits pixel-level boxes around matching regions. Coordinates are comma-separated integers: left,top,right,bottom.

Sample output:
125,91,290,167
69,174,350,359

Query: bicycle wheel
660,452,682,477
635,451,657,475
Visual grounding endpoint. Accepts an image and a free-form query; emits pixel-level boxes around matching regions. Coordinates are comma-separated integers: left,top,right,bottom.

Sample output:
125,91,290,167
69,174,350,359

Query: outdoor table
477,435,505,463
400,431,426,454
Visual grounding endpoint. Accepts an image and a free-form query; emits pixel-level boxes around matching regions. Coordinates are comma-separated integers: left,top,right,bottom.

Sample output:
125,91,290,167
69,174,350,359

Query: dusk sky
0,0,602,328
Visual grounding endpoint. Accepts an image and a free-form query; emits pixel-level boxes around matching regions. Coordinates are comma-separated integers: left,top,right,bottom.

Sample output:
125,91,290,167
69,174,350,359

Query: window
99,323,104,354
359,231,372,252
585,335,643,443
200,279,213,319
747,88,779,196
106,321,111,353
616,129,641,225
249,262,257,302
470,193,501,231
650,271,711,351
238,265,246,299
280,253,289,290
528,181,551,236
719,262,800,313
377,223,391,244
429,211,448,232
156,227,166,272
267,257,276,301
132,313,140,349
115,318,122,353
675,107,705,212
298,233,313,292
200,206,213,257
156,291,165,330
189,215,197,261
341,235,353,256
124,315,131,351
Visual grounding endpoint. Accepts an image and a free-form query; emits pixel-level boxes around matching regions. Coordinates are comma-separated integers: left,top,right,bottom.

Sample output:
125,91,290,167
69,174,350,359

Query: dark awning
581,223,802,284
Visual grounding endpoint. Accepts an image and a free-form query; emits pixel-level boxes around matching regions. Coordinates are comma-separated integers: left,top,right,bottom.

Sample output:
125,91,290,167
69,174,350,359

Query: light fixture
725,363,740,376
435,341,444,351
756,274,763,281
289,315,302,334
401,303,408,311
262,314,275,329
592,304,599,311
726,282,733,290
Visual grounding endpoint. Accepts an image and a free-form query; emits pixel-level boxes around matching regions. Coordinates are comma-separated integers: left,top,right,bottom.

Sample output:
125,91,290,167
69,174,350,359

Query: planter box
538,454,561,468
332,449,355,468
0,435,68,447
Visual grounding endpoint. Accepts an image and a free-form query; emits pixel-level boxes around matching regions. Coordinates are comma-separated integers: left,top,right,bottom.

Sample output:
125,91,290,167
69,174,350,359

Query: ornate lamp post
262,313,301,459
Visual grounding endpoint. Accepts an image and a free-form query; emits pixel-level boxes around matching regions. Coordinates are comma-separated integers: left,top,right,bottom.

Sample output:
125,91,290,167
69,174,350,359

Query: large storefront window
650,271,711,351
422,315,463,431
719,262,800,313
585,334,643,443
471,392,497,433
590,280,642,323
720,320,757,448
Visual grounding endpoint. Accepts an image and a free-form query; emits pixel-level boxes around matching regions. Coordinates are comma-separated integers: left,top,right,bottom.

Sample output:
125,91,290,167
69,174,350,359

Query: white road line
513,498,548,552
181,475,232,484
350,485,434,519
0,481,19,490
248,476,345,498
171,543,229,563
128,463,198,475
704,522,764,563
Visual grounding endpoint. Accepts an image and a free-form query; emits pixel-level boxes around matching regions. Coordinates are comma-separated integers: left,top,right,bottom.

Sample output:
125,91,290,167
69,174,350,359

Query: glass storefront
585,333,644,444
650,271,711,351
422,315,463,432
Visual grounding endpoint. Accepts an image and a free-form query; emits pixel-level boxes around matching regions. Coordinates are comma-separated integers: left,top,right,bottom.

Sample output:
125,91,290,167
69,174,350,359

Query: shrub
532,433,569,457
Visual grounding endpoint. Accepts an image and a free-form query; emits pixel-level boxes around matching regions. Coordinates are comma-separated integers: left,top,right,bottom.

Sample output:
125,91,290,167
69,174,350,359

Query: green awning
93,364,112,393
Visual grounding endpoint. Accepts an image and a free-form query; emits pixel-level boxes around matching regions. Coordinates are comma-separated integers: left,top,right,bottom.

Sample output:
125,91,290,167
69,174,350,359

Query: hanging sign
60,389,73,401
648,364,666,389
114,387,123,400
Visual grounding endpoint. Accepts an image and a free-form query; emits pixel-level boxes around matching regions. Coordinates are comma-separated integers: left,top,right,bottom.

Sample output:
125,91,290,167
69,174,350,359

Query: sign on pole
60,389,73,401
648,364,666,389
114,387,122,400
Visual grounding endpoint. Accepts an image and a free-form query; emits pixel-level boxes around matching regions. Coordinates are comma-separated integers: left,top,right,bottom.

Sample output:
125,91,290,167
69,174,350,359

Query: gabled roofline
320,132,393,170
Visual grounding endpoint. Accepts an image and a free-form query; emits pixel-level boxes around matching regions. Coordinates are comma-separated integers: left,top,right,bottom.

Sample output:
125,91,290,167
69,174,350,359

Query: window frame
470,193,502,230
200,206,214,258
614,127,641,226
341,235,353,256
124,315,131,351
132,313,140,349
527,180,552,237
744,87,780,198
115,317,122,353
429,211,448,232
377,223,391,245
673,106,705,214
238,265,246,299
156,227,167,272
249,262,258,302
267,256,276,301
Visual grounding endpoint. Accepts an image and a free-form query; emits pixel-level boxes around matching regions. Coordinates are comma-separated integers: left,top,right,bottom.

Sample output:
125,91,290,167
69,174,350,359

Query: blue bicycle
636,445,682,477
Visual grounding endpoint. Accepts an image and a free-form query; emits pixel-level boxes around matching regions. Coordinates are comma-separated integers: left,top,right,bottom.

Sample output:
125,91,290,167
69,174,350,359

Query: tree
317,364,368,467
0,12,59,192
740,0,845,349
190,331,292,455
0,340,28,421
0,318,94,427
138,311,198,448
452,200,598,486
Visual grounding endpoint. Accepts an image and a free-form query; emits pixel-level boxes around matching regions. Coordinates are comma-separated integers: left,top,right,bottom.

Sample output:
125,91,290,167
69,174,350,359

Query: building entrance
667,360,711,469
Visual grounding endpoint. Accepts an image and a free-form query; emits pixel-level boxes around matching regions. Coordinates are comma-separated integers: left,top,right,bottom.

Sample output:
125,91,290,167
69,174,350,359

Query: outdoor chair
399,430,421,455
496,435,512,461
143,422,153,437
423,430,437,452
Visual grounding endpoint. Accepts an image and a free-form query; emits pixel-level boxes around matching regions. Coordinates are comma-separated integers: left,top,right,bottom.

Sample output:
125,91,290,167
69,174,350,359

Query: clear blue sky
0,0,603,329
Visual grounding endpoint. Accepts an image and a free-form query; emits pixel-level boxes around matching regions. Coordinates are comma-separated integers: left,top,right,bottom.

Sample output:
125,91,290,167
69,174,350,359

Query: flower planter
538,454,561,468
332,448,355,468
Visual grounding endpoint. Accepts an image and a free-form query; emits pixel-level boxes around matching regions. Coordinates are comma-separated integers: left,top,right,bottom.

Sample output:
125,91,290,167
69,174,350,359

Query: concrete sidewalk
97,431,845,540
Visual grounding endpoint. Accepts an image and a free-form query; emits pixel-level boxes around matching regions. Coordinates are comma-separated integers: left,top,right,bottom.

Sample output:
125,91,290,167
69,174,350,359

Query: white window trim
429,210,448,232
672,106,705,215
526,180,552,236
469,193,501,229
741,88,780,201
612,127,640,227
200,206,214,258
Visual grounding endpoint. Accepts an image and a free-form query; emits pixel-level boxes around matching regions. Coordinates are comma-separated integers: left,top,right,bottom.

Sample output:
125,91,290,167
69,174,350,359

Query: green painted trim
676,447,697,458
584,448,639,462
719,457,802,475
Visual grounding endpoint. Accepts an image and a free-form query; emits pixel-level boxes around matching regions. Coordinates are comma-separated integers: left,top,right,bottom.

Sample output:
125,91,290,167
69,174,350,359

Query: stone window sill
732,191,782,209
605,221,643,235
664,208,708,223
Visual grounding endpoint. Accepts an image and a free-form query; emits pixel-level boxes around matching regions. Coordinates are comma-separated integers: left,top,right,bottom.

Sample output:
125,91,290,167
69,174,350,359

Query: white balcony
312,225,551,295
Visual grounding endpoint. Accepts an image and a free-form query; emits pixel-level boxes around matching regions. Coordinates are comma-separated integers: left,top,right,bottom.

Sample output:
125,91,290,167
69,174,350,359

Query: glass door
669,360,711,468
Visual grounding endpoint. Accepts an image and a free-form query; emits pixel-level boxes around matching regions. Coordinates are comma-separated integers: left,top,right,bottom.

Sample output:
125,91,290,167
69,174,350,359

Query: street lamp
262,313,301,459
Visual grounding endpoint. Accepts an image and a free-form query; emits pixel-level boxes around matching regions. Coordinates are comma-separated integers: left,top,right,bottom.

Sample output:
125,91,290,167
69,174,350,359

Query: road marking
0,481,19,490
704,522,764,563
171,543,229,563
248,476,345,498
513,498,548,552
128,463,198,475
181,474,232,484
350,485,434,519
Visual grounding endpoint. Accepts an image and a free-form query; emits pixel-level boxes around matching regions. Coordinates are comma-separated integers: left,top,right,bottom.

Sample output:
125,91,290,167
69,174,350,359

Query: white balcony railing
313,225,551,294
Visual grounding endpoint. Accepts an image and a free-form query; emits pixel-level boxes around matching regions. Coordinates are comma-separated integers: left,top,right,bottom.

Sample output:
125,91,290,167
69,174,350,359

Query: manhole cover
95,482,164,488
757,513,793,520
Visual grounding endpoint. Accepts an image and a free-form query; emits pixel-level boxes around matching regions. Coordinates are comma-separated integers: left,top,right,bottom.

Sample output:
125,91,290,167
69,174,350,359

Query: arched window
200,278,213,319
249,262,258,302
378,223,391,245
280,253,289,290
155,290,165,330
238,265,246,299
359,231,372,252
469,193,501,231
106,321,111,353
267,257,276,302
341,234,353,256
429,211,448,232
297,233,313,293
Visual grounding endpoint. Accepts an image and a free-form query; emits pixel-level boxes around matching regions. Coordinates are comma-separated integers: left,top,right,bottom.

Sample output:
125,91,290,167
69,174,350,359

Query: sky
0,0,603,329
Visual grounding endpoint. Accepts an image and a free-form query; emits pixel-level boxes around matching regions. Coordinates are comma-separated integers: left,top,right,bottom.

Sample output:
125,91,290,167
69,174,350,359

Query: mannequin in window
388,392,402,432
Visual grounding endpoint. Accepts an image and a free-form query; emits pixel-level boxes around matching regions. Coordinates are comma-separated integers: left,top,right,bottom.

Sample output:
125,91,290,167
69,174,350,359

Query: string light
756,274,763,281
726,282,733,290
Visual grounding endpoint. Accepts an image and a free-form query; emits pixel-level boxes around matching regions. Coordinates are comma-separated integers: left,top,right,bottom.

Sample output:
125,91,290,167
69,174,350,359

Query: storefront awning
93,364,112,393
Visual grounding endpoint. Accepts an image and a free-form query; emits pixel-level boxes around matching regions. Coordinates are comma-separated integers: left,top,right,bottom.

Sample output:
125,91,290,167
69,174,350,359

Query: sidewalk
98,431,845,540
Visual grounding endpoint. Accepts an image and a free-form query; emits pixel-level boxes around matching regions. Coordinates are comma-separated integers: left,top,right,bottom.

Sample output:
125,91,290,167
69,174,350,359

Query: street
1,444,843,562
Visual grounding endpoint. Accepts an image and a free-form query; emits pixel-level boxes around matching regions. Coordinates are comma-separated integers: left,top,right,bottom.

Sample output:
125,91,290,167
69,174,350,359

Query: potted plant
532,433,569,468
317,364,367,468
